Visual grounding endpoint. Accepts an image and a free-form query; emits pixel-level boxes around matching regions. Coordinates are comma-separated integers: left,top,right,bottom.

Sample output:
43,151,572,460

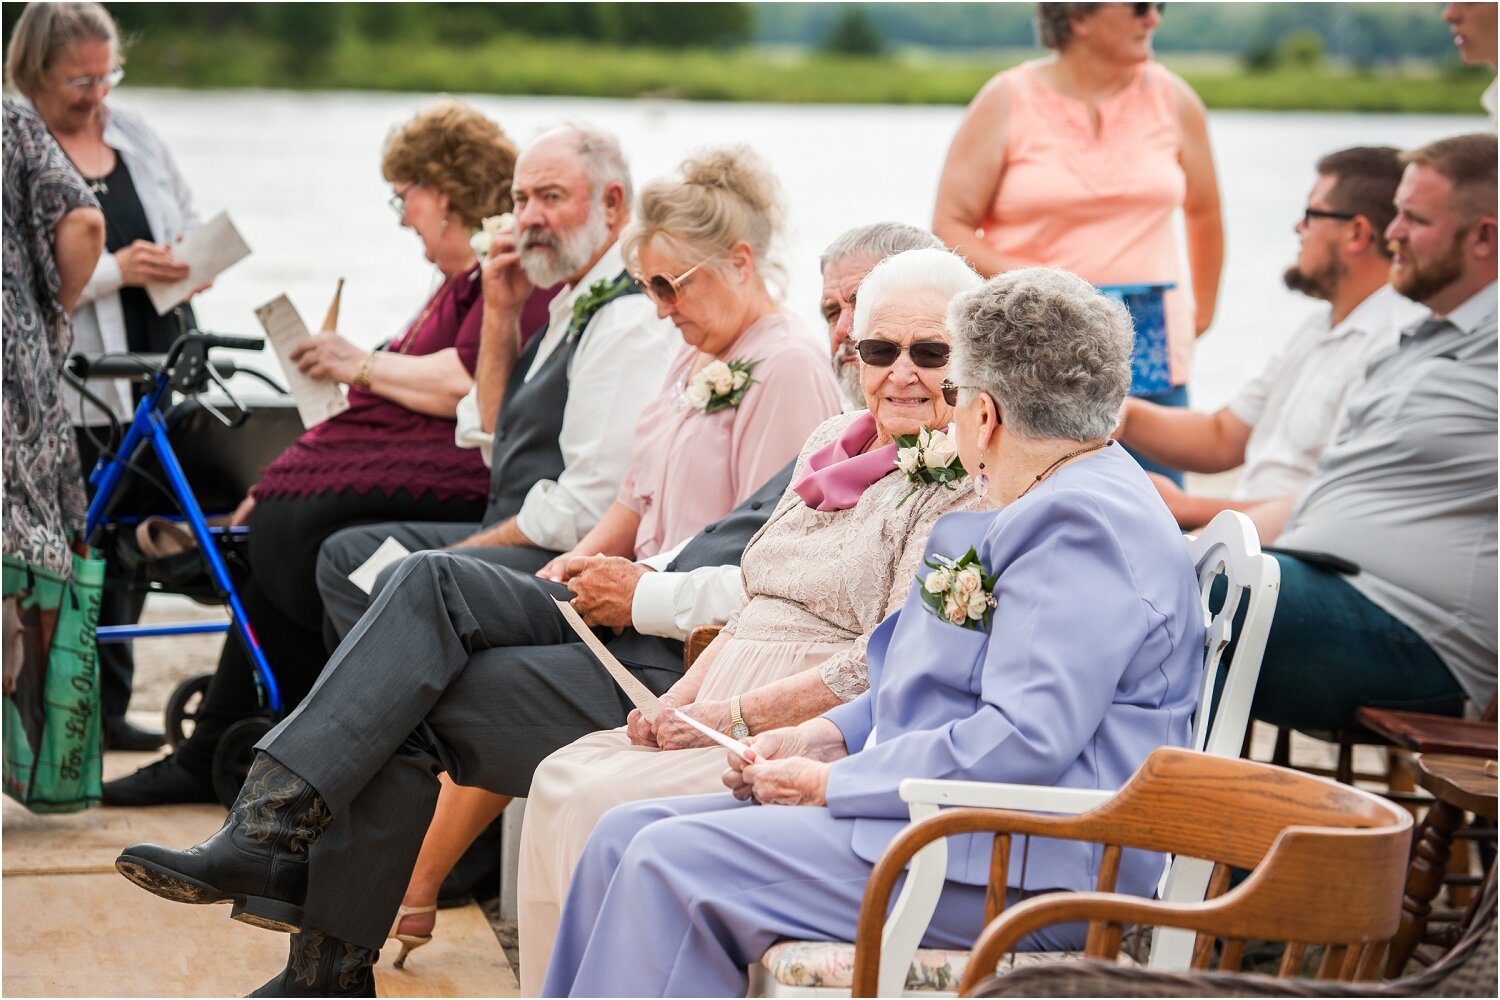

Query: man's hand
114,240,190,286
481,230,533,316
566,555,650,629
290,331,365,384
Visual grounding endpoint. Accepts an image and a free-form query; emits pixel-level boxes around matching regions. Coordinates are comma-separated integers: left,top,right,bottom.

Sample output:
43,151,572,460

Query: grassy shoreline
123,34,1490,114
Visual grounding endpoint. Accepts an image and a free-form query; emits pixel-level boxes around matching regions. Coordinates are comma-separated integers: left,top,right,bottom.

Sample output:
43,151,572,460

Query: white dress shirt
1226,283,1426,500
630,540,745,640
454,243,678,551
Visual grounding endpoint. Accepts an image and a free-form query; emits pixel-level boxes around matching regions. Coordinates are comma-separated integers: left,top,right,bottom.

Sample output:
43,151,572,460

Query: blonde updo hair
622,145,787,293
380,100,518,230
5,1,120,99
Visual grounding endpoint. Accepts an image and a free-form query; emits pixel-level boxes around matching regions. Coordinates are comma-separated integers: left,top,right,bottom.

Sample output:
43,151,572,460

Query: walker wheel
164,673,213,750
212,715,276,809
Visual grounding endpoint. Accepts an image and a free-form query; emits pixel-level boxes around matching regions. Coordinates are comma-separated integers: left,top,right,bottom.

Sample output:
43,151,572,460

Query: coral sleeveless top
980,60,1195,385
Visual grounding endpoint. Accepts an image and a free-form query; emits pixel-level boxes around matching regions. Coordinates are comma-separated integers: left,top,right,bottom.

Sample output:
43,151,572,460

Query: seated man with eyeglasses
1115,146,1424,530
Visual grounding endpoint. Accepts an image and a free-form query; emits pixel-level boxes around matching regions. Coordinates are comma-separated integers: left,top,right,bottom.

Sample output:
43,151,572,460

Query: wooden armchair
966,862,1497,998
851,748,1413,997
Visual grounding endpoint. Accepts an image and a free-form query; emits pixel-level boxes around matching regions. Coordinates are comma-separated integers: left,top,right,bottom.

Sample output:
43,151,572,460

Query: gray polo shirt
1278,282,1497,707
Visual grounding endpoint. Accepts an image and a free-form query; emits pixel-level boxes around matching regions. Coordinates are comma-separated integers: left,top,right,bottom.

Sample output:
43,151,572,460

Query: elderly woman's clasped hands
721,717,848,806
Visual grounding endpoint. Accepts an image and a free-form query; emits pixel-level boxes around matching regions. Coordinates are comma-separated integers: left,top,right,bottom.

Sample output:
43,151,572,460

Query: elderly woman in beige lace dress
517,247,984,991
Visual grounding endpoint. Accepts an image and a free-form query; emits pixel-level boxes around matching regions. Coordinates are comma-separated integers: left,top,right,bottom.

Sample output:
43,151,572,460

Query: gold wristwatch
729,696,750,741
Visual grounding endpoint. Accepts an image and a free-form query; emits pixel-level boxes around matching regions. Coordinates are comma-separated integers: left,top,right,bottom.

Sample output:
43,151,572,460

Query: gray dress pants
316,520,556,646
258,549,680,950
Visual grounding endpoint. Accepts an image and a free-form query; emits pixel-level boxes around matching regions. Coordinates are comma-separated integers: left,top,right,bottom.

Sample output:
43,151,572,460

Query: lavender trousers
543,792,1085,998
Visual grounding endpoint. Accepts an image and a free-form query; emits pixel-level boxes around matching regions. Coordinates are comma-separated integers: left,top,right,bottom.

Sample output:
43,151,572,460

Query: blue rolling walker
66,331,301,806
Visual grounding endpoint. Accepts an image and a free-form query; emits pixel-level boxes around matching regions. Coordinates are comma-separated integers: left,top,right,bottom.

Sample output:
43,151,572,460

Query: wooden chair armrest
684,625,722,669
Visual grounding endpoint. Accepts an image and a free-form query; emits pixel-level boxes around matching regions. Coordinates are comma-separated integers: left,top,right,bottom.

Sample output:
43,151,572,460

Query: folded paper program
552,597,662,722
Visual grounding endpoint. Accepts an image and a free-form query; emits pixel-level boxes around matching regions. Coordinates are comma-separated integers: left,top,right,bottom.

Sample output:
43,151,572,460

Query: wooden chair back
684,624,721,669
849,748,1412,997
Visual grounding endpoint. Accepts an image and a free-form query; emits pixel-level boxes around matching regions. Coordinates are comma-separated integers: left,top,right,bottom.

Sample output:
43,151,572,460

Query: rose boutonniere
469,213,516,260
918,547,998,630
686,358,760,414
893,427,966,507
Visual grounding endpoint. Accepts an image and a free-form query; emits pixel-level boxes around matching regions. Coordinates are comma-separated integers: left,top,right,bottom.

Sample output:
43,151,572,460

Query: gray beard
835,360,865,410
519,207,611,287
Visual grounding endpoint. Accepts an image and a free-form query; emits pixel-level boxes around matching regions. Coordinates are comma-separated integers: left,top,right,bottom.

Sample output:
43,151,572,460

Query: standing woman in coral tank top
933,2,1223,479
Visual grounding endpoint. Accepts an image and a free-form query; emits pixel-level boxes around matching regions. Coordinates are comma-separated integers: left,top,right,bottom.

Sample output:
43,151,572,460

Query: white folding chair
750,510,1280,997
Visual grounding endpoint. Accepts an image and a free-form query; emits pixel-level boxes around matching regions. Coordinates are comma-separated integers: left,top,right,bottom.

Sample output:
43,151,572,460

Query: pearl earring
973,457,989,498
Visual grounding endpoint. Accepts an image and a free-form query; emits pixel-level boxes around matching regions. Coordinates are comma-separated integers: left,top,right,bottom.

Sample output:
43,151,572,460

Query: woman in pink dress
933,1,1223,480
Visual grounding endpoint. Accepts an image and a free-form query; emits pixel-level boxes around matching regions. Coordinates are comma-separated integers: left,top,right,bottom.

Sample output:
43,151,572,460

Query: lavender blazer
823,443,1203,898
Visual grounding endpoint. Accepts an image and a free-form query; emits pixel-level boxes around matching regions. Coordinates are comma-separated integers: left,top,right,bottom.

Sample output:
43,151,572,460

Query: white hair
851,248,982,341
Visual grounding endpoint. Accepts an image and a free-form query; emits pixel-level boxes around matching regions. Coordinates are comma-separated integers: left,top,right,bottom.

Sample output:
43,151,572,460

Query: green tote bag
2,546,105,813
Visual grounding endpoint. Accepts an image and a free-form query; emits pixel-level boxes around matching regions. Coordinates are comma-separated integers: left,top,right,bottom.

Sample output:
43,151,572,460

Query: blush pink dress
980,60,1196,385
617,311,843,558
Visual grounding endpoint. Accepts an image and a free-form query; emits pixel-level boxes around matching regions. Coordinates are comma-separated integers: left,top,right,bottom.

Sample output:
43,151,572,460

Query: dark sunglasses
1301,207,1357,226
941,380,1003,422
855,339,951,369
1132,2,1165,16
639,250,726,306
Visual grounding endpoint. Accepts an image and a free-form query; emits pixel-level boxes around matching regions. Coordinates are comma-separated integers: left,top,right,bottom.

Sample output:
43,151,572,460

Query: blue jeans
1122,384,1188,487
1227,554,1464,732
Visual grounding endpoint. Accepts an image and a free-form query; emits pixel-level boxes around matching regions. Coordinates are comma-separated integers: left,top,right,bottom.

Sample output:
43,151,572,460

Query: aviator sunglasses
855,339,952,369
639,250,727,305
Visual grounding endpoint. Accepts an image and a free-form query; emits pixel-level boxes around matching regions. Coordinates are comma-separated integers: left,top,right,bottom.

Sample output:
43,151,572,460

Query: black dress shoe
116,752,330,933
247,929,378,997
102,753,218,807
105,715,166,752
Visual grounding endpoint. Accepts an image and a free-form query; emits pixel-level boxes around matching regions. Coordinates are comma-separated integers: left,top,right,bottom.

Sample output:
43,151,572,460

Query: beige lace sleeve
815,480,984,701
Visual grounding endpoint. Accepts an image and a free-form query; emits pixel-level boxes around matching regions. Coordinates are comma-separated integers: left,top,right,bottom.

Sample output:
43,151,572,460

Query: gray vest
607,458,797,673
482,275,641,527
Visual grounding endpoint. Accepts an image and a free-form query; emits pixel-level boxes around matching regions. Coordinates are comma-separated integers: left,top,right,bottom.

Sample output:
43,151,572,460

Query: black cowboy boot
247,929,379,998
115,752,330,932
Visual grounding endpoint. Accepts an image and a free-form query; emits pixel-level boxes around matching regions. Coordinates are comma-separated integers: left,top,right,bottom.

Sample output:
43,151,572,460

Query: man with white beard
316,124,678,636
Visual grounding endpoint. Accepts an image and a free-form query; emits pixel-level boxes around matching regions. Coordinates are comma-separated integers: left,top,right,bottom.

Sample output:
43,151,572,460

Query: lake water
122,88,1485,410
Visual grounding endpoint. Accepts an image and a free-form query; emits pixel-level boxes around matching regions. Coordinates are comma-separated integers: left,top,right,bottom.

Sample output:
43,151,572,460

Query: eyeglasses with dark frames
855,339,951,369
1301,207,1358,226
941,380,1003,423
638,250,727,305
389,182,416,218
1131,2,1165,17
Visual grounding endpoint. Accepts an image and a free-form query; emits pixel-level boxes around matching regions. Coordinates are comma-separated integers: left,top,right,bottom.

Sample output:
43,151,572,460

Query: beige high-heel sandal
389,903,437,969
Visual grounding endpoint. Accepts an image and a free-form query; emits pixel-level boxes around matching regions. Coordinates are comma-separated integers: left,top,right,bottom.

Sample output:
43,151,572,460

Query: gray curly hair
1035,3,1102,50
947,268,1133,441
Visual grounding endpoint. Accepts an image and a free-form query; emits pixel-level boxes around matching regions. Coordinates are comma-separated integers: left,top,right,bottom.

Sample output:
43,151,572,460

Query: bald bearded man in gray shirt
1235,133,1497,731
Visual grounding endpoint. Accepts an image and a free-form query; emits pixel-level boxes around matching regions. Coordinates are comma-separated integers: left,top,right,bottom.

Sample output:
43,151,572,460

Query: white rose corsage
893,427,966,507
686,358,759,414
470,212,516,260
919,547,997,630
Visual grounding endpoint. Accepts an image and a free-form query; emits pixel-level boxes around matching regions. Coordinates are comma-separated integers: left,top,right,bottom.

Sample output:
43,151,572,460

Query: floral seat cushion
759,939,1138,992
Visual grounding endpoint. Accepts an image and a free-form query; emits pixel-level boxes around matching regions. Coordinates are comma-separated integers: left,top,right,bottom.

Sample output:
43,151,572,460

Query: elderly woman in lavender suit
543,267,1206,998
